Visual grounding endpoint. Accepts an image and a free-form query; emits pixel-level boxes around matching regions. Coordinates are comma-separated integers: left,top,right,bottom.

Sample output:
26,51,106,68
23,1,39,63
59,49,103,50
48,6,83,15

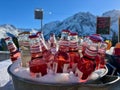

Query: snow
0,59,12,87
9,60,79,83
0,24,18,39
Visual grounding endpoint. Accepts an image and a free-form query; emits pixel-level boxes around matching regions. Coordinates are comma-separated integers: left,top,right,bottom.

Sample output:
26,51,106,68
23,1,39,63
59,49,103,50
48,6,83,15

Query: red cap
69,32,78,36
36,31,42,35
89,35,103,42
62,30,70,33
29,34,38,38
4,37,10,40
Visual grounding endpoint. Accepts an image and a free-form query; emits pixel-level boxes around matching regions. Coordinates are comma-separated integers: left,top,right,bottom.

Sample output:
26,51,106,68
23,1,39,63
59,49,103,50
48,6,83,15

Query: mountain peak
0,24,17,30
102,9,120,17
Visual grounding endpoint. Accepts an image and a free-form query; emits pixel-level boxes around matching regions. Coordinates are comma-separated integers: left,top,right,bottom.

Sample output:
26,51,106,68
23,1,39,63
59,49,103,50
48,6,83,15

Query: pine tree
112,31,118,46
0,38,8,51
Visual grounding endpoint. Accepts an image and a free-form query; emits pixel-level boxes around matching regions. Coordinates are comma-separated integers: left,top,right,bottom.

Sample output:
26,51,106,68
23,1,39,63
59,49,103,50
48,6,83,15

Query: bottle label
30,45,41,53
19,41,29,47
63,64,69,73
85,47,97,57
59,40,69,46
69,41,78,48
8,43,17,53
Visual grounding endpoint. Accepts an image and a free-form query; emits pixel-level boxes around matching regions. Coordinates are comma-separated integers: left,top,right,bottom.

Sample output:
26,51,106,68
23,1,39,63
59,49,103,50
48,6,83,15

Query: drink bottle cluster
5,30,107,81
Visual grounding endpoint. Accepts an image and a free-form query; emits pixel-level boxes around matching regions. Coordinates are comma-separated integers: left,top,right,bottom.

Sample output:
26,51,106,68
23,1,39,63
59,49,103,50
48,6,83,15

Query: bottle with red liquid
68,32,81,72
76,37,98,81
86,34,102,70
37,32,55,73
54,30,70,73
29,34,47,78
4,36,20,63
39,35,55,71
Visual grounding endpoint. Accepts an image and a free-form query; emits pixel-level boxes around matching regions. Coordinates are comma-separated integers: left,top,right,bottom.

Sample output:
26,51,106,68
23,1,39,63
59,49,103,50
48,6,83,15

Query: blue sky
0,0,120,28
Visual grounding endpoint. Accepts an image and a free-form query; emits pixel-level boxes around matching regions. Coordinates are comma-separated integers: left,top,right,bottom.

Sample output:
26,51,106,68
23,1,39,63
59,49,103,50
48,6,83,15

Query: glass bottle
18,31,31,67
97,42,107,69
54,30,70,73
76,38,98,81
29,34,47,77
4,36,20,63
68,32,80,72
39,36,54,71
89,34,105,69
36,31,45,44
29,34,42,60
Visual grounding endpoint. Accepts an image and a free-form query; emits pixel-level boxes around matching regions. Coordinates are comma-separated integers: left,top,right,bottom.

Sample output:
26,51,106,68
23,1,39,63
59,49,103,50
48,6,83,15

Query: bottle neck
40,38,48,52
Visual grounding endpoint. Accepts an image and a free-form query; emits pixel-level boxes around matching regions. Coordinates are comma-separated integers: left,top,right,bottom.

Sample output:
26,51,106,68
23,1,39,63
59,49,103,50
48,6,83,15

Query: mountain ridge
0,9,120,40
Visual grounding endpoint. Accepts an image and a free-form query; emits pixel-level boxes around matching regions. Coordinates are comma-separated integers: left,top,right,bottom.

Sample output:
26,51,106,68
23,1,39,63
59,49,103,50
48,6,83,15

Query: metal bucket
8,64,80,90
8,61,115,90
106,54,120,74
78,75,120,90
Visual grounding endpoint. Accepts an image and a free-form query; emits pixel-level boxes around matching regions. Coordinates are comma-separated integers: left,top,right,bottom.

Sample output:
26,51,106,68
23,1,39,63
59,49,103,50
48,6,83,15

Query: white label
30,46,41,53
52,62,58,74
63,64,69,73
8,44,17,52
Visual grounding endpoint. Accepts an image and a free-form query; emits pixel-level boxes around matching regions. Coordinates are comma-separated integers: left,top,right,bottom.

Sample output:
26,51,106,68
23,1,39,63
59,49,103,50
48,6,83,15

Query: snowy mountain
0,25,39,40
43,12,96,39
0,10,120,40
102,10,120,34
0,24,19,39
43,10,120,40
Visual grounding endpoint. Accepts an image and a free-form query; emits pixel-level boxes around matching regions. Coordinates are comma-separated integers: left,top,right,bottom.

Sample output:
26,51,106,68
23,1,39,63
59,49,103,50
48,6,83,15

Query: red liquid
77,57,96,80
68,52,80,70
54,51,70,73
114,48,120,56
29,59,47,77
10,51,21,62
40,38,54,62
42,50,54,62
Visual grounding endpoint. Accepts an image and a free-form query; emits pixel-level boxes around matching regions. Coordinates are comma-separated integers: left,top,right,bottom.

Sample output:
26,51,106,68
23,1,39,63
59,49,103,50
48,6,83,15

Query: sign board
34,8,43,19
96,17,110,34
